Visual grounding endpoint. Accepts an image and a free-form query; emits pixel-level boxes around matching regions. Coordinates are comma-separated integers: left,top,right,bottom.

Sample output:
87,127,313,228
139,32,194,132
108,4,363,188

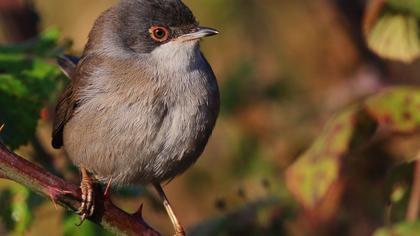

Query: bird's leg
76,168,95,226
153,183,185,236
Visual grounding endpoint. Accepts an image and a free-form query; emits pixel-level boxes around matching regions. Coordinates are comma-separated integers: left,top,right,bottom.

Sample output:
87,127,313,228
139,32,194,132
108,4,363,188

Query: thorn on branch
0,123,5,133
47,185,75,210
0,142,161,235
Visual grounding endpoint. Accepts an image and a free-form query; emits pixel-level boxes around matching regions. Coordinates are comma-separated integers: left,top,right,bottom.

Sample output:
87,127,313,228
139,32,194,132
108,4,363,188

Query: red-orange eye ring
149,26,170,42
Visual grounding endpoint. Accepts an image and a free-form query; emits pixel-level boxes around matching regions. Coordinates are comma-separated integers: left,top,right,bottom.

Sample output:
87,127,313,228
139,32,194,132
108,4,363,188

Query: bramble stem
0,142,161,236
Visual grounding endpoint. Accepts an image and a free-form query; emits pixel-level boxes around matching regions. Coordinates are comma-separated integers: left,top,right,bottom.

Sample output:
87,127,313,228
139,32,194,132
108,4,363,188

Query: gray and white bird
53,0,220,234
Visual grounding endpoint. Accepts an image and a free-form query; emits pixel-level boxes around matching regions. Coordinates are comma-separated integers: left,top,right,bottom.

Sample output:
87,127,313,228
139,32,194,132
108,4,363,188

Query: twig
406,154,420,221
0,142,161,236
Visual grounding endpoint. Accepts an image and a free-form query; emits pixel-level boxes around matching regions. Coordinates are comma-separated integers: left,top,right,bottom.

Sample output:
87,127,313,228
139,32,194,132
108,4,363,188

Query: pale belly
63,98,216,186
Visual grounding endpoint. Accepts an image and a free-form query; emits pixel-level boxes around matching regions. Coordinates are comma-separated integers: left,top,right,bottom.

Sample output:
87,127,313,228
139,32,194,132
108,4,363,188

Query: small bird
52,0,220,235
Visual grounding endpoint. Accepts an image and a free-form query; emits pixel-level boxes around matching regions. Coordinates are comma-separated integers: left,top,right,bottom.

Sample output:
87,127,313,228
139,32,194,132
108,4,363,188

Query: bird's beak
178,27,219,42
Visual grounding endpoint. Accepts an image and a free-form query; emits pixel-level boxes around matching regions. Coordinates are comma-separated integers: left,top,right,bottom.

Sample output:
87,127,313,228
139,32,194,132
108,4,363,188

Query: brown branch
0,142,161,236
407,154,420,221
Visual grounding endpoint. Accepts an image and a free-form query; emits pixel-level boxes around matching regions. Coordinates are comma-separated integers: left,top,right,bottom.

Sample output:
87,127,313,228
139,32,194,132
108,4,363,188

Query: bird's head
112,0,218,54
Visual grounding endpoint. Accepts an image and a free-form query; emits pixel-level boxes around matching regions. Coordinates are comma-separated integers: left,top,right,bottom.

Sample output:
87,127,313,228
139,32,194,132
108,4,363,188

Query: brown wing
57,55,79,78
51,84,77,148
52,54,97,149
52,56,80,149
52,55,102,148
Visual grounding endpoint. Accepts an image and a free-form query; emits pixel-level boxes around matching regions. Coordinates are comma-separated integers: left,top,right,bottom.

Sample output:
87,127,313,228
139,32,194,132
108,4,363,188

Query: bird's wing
52,83,77,148
57,55,80,79
52,55,90,149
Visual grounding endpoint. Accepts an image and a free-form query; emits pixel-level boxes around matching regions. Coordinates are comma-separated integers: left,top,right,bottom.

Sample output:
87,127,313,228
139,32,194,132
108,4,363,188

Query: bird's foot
154,184,186,236
174,225,186,236
76,168,95,226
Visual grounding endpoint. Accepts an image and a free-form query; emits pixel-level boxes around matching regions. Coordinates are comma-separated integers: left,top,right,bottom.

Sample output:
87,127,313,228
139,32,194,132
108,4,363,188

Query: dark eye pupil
155,29,165,38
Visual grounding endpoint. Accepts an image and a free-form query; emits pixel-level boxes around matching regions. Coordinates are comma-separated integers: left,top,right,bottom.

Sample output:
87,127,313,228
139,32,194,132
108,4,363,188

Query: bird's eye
149,26,170,42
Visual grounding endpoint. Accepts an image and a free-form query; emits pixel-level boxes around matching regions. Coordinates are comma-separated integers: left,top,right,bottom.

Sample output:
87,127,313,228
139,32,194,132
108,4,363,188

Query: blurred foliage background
0,0,420,235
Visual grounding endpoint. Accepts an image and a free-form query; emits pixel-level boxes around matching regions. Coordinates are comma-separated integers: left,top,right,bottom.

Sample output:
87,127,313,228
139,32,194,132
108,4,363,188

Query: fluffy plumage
52,0,220,186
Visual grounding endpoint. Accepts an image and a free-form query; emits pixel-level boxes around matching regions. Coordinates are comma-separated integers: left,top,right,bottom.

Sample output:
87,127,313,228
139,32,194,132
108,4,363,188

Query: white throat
150,40,202,71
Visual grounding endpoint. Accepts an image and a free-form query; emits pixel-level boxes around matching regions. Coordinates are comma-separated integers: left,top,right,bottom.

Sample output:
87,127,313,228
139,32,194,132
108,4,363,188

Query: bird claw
103,178,113,199
175,227,186,236
76,213,87,227
76,169,95,226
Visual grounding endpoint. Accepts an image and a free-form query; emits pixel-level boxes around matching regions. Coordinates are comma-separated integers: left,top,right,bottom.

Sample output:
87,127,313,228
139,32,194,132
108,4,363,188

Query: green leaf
0,95,40,149
374,221,420,236
390,183,408,204
0,29,66,149
10,185,33,235
0,53,28,71
0,189,14,231
0,75,29,98
63,214,113,236
386,0,420,18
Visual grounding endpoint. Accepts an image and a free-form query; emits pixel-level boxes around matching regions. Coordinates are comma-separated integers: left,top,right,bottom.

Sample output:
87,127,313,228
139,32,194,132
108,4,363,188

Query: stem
0,143,161,236
406,156,420,221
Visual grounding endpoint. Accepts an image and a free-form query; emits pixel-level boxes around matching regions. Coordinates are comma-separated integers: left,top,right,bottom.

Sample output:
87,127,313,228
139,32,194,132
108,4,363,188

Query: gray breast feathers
62,41,219,185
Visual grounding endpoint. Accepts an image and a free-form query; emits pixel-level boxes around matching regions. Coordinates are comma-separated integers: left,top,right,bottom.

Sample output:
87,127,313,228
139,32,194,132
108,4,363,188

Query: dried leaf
285,108,360,208
365,87,420,133
286,87,420,208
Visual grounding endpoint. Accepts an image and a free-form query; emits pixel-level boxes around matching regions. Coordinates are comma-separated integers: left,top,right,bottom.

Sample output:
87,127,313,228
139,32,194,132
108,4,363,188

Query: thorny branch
0,127,161,236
